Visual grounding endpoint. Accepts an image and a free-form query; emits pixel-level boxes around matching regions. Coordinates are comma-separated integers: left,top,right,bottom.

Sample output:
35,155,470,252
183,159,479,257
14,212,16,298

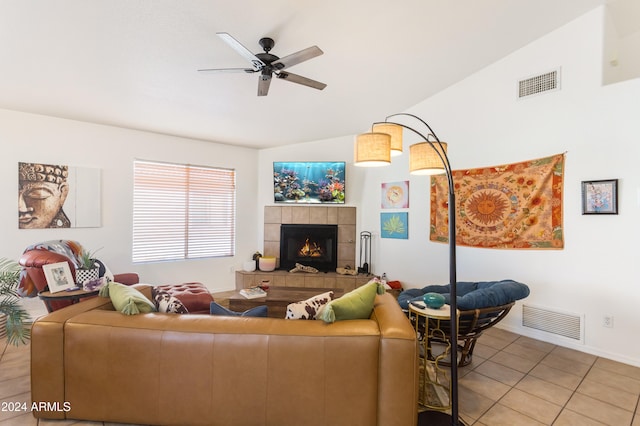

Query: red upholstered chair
19,242,139,312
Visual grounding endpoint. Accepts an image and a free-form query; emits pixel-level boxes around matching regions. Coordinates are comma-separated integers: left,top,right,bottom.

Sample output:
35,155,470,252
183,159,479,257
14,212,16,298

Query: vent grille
522,304,583,342
518,69,560,98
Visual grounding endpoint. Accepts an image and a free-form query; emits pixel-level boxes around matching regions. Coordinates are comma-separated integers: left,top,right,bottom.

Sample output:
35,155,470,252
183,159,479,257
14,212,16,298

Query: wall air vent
522,303,583,343
518,68,560,99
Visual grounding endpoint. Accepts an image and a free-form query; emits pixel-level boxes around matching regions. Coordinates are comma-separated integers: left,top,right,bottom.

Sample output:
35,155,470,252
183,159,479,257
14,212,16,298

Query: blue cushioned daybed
398,280,530,366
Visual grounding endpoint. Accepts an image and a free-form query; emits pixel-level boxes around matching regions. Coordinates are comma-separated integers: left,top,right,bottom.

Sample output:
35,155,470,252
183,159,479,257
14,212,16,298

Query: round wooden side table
408,301,459,412
38,288,100,313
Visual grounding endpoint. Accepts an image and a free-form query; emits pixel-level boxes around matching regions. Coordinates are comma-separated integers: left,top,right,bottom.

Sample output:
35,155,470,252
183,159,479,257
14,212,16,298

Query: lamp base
417,410,468,426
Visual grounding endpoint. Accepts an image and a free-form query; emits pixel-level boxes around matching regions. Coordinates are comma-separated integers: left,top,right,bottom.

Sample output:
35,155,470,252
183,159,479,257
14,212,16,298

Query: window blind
133,160,236,263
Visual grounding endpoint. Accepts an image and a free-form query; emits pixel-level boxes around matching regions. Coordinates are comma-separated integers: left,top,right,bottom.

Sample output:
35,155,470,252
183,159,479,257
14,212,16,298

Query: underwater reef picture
273,162,345,203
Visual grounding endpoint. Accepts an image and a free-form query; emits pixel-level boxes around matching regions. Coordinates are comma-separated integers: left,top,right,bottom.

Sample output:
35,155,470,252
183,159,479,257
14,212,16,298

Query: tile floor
2,301,640,425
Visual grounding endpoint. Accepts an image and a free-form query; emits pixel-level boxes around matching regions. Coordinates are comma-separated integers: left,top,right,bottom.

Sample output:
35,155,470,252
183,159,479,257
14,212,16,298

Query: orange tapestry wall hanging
430,153,564,249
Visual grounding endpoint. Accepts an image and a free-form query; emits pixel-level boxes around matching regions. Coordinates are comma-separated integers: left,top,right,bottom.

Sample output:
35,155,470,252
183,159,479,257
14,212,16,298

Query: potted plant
76,248,101,284
0,258,31,345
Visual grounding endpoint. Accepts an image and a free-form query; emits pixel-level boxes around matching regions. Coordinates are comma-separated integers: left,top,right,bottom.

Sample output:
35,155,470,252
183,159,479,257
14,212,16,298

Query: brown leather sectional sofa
31,284,418,426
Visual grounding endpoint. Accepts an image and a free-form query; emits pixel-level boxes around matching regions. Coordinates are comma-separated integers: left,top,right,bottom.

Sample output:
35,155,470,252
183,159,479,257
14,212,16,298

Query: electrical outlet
603,315,614,328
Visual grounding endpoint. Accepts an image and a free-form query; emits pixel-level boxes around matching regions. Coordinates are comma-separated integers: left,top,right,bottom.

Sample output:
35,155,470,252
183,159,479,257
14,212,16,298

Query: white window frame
132,159,236,263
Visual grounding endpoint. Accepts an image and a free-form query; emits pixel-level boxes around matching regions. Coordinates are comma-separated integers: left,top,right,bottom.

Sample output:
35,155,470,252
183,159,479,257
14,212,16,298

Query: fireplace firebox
279,224,338,272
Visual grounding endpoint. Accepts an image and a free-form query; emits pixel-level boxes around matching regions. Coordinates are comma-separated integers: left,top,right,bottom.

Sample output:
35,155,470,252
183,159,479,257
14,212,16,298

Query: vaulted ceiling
1,0,608,148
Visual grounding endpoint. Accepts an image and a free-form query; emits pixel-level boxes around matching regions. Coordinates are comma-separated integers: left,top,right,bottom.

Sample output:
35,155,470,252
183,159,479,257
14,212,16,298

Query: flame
298,238,323,258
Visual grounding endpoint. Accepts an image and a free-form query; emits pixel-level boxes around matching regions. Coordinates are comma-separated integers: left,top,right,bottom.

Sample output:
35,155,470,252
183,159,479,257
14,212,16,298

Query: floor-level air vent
522,304,583,342
518,68,560,99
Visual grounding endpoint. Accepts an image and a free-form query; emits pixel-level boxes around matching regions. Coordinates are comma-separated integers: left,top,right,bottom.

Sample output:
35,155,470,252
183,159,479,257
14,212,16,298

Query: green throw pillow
99,282,156,315
317,279,385,323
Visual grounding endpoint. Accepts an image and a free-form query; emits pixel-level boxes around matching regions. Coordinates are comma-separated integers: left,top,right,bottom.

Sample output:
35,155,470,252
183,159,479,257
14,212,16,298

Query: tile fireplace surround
263,205,356,270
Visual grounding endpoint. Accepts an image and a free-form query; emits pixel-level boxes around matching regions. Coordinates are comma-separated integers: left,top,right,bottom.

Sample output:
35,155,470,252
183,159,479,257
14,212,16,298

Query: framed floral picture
581,179,618,215
42,261,76,293
381,181,409,209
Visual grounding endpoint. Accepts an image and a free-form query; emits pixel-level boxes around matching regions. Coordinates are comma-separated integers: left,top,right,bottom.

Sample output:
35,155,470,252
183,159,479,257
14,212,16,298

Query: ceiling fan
198,32,326,96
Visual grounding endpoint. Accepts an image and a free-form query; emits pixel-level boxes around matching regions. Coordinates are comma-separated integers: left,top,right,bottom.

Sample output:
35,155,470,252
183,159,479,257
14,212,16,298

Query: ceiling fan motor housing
259,37,275,53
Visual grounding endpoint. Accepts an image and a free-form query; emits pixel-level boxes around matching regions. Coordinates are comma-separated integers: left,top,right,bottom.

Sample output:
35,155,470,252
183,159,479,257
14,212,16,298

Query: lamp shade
354,132,391,167
409,141,448,175
373,123,403,156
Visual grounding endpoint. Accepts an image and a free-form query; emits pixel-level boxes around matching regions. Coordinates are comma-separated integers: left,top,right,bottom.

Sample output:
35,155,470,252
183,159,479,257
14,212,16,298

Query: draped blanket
18,240,85,297
430,153,564,249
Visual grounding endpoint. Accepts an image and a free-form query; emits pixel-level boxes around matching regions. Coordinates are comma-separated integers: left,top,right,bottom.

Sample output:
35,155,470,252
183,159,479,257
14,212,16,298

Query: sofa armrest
31,294,115,418
371,293,419,426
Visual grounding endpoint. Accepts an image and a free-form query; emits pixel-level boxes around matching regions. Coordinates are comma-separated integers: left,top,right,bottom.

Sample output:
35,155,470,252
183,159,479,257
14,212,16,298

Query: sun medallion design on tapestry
430,153,564,249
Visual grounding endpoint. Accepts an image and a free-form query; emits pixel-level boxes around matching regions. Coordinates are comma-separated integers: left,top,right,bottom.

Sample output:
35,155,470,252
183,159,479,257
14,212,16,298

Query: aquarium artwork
273,162,345,203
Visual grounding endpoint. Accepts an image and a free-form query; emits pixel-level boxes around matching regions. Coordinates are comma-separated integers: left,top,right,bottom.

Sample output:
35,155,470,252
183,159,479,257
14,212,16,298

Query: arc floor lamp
355,113,461,426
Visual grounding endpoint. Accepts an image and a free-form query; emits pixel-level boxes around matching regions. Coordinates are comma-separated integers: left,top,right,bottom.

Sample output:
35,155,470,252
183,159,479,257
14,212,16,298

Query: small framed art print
42,262,76,293
581,179,618,215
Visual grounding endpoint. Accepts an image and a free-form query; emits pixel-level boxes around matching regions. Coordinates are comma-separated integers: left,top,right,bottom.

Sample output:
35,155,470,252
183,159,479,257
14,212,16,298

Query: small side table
408,301,459,411
38,288,100,313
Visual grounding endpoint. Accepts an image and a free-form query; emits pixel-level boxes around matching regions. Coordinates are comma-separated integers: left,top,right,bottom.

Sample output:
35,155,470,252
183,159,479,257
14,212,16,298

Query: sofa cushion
209,302,268,317
285,291,334,320
317,279,385,323
99,281,156,315
151,288,189,314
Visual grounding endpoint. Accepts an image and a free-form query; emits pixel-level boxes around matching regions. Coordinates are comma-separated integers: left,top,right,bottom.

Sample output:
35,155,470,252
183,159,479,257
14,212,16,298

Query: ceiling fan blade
217,32,265,70
271,46,323,70
276,71,326,90
258,73,272,96
198,67,256,74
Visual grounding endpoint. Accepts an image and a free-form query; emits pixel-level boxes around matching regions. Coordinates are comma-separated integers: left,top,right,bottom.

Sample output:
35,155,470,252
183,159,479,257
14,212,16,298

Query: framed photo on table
42,262,76,293
581,179,618,215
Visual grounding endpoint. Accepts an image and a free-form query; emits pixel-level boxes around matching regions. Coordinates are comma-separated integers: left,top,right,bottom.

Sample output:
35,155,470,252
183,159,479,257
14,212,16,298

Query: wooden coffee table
229,286,343,318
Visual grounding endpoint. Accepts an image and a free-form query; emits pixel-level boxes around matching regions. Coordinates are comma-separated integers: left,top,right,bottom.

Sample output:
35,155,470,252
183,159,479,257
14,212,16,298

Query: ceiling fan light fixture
373,123,403,156
354,133,391,167
409,141,447,175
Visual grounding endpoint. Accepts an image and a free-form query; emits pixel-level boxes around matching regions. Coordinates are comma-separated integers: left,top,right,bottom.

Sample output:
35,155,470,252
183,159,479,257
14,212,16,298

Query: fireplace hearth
279,224,338,272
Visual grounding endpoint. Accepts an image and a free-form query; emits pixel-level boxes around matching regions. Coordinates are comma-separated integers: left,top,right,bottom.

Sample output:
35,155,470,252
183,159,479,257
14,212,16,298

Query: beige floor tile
540,352,592,377
473,360,525,387
577,378,638,411
0,359,30,382
0,375,30,400
513,336,556,353
550,346,597,366
489,350,538,374
500,388,562,424
0,411,38,425
478,403,546,426
484,327,520,343
515,375,573,406
459,371,511,401
0,392,32,423
553,409,607,426
565,393,633,426
528,364,583,390
502,341,549,363
477,334,513,351
457,386,497,422
473,342,499,361
633,413,640,426
593,357,640,382
586,366,640,394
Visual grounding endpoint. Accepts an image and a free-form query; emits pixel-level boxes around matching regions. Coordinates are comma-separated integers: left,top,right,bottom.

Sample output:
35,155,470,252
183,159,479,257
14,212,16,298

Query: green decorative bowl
422,292,446,309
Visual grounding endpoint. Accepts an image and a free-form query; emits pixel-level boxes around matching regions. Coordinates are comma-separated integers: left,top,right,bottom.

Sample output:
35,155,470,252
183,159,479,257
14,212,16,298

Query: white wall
259,8,640,366
1,109,258,292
